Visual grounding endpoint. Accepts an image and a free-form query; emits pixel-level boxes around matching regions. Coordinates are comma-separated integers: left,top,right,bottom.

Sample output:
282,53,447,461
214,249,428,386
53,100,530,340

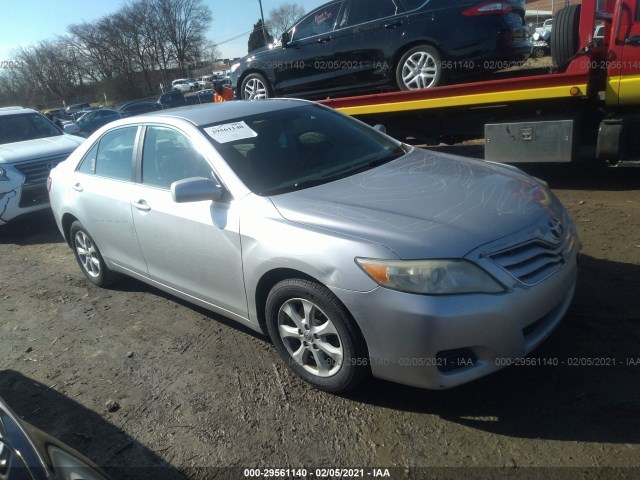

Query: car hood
269,149,560,259
0,135,85,164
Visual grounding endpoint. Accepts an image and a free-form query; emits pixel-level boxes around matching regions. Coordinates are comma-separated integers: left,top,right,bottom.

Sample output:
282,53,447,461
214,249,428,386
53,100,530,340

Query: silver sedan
48,100,579,392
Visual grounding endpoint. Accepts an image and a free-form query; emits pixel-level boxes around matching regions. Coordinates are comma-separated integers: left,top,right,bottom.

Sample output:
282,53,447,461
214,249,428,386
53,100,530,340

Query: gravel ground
1,160,639,480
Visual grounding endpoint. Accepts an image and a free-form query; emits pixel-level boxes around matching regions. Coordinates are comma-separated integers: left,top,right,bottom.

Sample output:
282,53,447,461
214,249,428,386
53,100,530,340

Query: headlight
355,258,505,295
230,62,241,73
0,167,8,181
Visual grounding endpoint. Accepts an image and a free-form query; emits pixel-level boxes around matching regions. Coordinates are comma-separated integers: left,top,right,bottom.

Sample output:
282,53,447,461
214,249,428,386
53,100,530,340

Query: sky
0,0,327,64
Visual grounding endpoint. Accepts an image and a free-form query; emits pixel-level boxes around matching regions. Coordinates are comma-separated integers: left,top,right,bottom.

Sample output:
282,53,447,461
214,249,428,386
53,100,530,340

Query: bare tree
155,0,212,75
267,2,305,38
0,0,215,106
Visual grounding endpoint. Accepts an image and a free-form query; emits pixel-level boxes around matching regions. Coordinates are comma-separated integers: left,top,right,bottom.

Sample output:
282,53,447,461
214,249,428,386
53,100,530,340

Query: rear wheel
551,5,581,69
265,279,369,393
241,73,272,100
396,45,443,90
70,221,118,287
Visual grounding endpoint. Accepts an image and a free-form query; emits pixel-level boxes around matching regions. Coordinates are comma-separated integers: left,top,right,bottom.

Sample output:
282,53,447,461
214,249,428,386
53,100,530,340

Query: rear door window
347,0,401,26
94,126,137,181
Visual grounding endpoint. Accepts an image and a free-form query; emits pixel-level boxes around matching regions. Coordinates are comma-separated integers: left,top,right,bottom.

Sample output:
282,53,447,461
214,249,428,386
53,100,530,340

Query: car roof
0,106,36,117
132,99,312,127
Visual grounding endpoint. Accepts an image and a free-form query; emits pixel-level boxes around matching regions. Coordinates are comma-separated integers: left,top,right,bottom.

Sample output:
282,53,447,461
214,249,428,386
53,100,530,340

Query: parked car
171,78,198,93
71,106,99,122
194,89,214,104
0,107,84,225
196,75,214,89
118,101,163,117
0,395,110,480
42,108,72,122
64,103,91,117
74,109,122,137
48,100,578,393
535,17,553,37
231,0,531,99
531,36,551,58
157,90,187,109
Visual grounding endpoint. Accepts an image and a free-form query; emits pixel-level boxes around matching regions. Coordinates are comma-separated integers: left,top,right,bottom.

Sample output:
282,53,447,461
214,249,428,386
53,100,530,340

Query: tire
396,45,443,90
265,279,369,393
532,47,547,59
241,72,272,100
551,5,581,69
70,221,118,287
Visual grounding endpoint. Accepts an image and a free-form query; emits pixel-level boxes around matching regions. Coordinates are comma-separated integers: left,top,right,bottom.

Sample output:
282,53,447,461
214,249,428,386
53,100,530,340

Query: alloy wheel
277,298,344,377
401,51,440,89
75,231,101,278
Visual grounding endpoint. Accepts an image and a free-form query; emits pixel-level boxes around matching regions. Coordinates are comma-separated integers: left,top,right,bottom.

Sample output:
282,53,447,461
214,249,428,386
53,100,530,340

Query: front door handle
132,200,151,212
72,183,83,192
384,21,402,29
318,37,331,44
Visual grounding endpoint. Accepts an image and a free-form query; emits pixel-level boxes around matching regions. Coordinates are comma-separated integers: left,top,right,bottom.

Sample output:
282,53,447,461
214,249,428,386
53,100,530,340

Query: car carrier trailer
319,0,640,166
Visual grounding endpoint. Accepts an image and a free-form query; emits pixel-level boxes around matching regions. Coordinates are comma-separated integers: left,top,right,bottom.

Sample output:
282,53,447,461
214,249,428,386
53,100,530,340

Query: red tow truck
320,0,640,166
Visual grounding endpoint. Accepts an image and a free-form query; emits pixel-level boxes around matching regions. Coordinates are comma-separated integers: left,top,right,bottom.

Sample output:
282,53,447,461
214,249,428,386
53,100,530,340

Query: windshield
0,113,62,144
202,104,405,195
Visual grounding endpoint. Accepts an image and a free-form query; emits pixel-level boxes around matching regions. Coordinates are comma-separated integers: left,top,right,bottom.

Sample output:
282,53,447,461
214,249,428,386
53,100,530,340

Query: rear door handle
132,200,151,212
383,22,402,29
318,37,331,44
72,183,83,192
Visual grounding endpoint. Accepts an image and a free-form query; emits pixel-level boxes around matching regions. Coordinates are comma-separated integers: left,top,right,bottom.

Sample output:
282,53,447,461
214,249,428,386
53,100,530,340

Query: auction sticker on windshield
204,121,258,143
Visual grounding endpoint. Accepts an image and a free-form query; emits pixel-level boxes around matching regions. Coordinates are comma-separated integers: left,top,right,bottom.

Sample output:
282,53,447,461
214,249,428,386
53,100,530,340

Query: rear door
69,126,147,275
607,0,640,105
327,0,404,90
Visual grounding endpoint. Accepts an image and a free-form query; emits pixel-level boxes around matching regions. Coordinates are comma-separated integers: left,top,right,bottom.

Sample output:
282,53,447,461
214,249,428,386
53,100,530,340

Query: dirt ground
1,159,639,480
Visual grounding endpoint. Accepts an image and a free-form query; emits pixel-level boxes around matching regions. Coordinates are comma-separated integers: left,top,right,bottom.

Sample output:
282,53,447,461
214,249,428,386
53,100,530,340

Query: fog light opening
437,349,478,373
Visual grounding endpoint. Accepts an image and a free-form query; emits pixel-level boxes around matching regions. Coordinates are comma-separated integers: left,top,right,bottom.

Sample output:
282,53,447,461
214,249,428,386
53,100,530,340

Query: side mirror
171,177,223,203
373,124,387,134
281,31,291,47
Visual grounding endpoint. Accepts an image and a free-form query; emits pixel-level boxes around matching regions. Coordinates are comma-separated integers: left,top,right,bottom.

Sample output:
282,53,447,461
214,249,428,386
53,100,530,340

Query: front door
607,0,640,105
130,125,248,318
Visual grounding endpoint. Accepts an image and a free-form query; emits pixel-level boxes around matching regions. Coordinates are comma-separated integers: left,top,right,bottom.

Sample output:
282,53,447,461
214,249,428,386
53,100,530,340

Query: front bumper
1,163,55,225
331,243,578,390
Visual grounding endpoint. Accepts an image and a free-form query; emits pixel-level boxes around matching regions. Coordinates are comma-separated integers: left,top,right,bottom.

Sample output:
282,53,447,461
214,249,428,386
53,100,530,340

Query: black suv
231,0,530,100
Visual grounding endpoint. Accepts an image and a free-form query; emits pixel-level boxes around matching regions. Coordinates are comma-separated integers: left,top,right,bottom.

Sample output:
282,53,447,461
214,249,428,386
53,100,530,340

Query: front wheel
265,279,369,393
241,73,272,100
70,221,118,287
396,45,443,90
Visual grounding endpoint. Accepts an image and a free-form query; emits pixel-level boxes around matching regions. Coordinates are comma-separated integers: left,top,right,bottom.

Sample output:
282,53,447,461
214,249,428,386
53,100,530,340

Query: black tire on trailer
551,5,581,70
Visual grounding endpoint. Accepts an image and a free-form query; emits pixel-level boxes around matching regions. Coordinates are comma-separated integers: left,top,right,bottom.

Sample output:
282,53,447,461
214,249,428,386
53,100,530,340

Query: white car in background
171,78,198,93
0,107,84,224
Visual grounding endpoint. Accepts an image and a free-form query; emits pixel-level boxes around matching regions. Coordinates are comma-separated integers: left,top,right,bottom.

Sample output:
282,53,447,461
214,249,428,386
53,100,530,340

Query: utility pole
258,0,268,45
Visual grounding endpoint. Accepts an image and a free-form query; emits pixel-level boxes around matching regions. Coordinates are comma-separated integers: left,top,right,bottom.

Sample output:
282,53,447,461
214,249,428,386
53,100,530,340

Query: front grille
489,240,565,286
14,156,66,207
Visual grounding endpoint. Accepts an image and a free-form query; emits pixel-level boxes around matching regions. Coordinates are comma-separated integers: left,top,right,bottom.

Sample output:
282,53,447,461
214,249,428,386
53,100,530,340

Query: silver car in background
48,100,578,392
0,107,84,225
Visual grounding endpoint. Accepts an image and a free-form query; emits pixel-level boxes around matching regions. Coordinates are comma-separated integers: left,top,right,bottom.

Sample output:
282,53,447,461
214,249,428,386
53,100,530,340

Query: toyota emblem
548,219,564,241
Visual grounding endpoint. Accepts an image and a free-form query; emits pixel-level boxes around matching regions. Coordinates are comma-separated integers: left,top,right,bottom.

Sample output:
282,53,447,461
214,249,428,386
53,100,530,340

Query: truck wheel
265,279,369,393
241,73,272,100
396,45,443,90
551,5,581,69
